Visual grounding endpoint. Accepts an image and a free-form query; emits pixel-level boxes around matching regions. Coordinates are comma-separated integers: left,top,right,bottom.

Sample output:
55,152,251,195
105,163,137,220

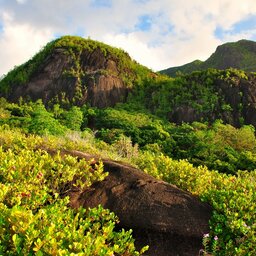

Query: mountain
161,39,256,77
0,36,151,108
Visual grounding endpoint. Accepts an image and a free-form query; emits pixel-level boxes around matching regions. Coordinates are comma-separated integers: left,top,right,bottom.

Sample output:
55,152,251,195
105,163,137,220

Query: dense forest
0,36,255,255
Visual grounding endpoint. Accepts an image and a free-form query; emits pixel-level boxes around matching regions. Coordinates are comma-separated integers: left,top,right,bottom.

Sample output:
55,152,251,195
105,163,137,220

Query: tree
63,106,83,131
29,100,65,135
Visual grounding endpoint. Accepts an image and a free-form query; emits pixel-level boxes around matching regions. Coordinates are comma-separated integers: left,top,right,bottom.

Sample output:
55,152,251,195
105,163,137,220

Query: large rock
4,47,128,108
63,150,212,256
168,73,256,127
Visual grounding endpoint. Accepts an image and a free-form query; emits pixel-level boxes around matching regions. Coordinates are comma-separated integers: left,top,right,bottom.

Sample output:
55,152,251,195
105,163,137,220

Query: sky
1,0,256,76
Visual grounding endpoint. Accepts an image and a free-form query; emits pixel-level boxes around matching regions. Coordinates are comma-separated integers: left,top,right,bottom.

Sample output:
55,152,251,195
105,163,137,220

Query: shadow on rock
60,150,213,256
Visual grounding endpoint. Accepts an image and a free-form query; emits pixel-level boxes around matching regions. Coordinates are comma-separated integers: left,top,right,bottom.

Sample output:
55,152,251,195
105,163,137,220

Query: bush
62,106,84,131
28,101,66,136
112,135,139,158
0,130,148,255
135,151,256,255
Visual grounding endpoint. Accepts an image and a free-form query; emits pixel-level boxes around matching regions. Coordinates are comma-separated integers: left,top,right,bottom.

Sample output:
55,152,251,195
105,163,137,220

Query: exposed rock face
6,47,128,108
169,105,204,124
62,150,212,256
169,74,256,127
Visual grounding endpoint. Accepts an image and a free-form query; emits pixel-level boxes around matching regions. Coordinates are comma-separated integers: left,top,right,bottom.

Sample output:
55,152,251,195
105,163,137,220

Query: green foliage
130,68,250,121
168,121,256,174
95,108,171,147
62,106,84,131
2,98,256,174
93,106,256,173
0,147,105,210
1,203,145,256
0,127,147,255
136,152,256,255
28,100,66,136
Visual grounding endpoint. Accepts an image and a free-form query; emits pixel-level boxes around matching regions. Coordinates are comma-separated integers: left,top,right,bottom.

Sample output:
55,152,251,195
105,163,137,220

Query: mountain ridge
161,39,256,76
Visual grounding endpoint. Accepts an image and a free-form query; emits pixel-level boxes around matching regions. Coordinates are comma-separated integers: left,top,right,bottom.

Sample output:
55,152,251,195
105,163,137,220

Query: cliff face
4,47,127,108
168,73,256,127
0,36,150,108
220,74,256,126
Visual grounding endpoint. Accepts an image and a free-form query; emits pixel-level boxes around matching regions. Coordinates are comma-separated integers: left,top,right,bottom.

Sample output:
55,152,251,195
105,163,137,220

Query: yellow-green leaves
0,129,145,255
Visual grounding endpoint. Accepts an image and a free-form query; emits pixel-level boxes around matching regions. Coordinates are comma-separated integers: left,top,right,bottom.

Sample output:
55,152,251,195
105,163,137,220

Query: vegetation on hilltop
0,40,56,95
205,39,256,71
161,39,256,76
0,36,151,97
127,68,254,127
160,59,203,77
54,36,151,86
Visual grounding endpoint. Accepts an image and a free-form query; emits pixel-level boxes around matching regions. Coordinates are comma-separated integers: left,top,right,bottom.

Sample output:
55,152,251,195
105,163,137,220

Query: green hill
0,36,256,256
0,35,151,107
161,39,256,76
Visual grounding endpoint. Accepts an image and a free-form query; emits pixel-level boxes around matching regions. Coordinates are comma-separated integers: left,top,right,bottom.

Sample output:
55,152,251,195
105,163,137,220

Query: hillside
0,36,151,107
1,95,256,256
0,36,256,256
129,68,256,127
161,39,256,76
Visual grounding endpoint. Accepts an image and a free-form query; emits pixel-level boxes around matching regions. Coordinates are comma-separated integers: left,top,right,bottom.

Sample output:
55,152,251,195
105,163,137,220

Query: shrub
28,101,66,136
0,130,147,255
136,152,256,255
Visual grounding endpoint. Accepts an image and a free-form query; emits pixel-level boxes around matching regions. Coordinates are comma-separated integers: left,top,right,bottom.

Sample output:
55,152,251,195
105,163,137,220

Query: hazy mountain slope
161,39,256,77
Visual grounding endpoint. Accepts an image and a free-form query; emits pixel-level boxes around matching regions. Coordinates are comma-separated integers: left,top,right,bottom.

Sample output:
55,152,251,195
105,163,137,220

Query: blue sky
215,15,256,40
90,0,112,8
0,0,256,75
136,15,153,31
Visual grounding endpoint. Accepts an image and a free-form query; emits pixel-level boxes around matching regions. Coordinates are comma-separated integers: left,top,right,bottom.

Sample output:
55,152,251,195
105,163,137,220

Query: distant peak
161,39,256,77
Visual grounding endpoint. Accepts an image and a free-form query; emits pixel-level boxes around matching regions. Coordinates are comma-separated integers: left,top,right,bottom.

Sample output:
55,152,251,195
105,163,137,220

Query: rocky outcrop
168,73,256,127
3,47,128,108
169,105,204,124
60,150,212,256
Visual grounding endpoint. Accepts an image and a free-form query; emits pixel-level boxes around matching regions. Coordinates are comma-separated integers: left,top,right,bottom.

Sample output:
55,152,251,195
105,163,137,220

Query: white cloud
221,29,256,43
1,0,256,75
0,12,52,75
103,32,170,71
16,0,27,4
